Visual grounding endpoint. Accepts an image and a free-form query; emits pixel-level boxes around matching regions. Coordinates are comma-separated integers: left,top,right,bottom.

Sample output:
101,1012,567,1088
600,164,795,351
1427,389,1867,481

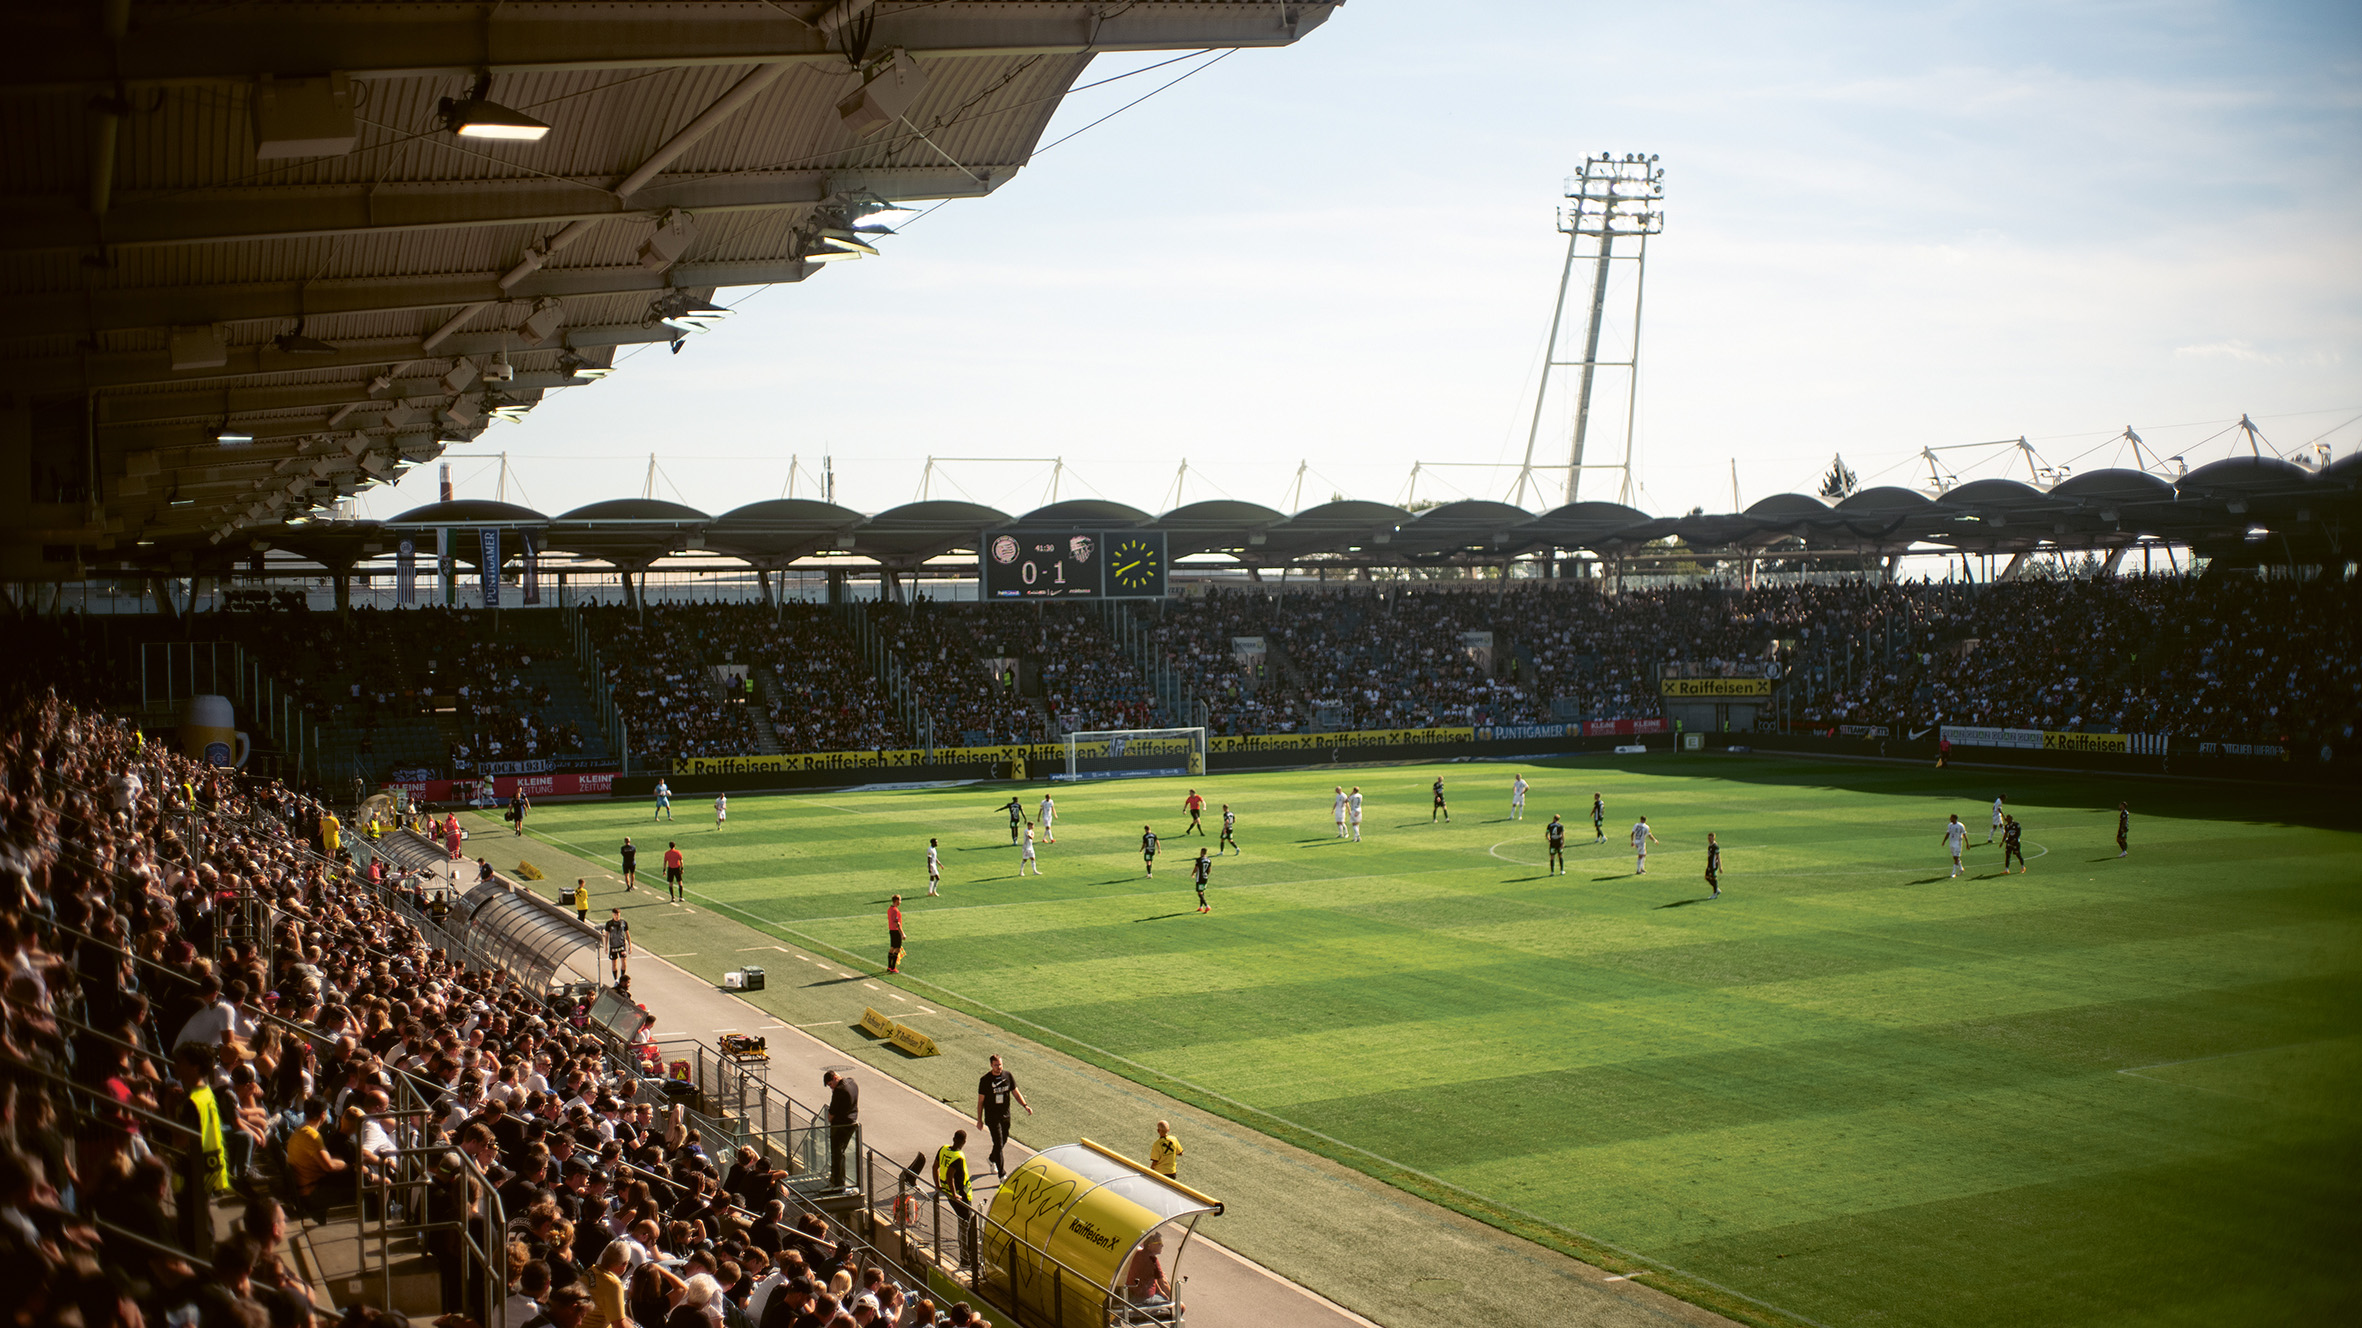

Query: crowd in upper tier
63,570,2362,779
0,675,982,1328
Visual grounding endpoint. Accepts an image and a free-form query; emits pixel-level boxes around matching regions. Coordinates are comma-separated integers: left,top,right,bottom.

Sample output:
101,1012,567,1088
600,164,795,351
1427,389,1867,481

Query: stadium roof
84,462,2362,579
0,0,1341,578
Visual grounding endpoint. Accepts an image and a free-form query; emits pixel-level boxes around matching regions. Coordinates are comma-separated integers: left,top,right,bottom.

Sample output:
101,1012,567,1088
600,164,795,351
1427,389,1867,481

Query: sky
356,0,2362,523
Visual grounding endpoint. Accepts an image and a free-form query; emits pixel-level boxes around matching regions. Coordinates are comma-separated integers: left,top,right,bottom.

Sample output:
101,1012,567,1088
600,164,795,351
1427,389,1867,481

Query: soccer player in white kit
1944,813,1967,877
1347,787,1364,842
1038,794,1056,844
1510,775,1529,822
714,794,728,830
1631,816,1657,873
1020,823,1042,876
1988,794,2006,844
1333,786,1348,838
926,838,941,896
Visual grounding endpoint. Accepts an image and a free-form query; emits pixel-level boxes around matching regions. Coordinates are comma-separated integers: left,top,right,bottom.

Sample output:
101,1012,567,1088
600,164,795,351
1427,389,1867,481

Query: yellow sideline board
859,1007,939,1057
672,727,1479,775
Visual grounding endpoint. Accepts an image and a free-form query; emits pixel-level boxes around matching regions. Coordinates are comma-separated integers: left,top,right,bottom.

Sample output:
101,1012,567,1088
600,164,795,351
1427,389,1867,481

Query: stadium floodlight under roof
440,76,553,142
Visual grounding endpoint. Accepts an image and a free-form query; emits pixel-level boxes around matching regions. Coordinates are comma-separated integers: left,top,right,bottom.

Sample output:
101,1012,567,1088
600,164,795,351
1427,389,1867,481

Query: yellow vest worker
188,1083,231,1195
936,1142,973,1204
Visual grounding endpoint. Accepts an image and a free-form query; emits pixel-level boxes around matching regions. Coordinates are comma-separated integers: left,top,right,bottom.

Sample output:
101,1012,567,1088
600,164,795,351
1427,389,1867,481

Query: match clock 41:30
1110,537,1161,592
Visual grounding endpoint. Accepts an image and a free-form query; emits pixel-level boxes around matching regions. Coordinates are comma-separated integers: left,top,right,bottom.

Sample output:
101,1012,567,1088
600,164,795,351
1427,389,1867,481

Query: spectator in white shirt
173,974,238,1050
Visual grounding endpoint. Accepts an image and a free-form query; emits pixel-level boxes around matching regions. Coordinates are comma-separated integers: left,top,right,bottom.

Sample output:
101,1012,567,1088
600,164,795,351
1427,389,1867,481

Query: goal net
1060,728,1207,782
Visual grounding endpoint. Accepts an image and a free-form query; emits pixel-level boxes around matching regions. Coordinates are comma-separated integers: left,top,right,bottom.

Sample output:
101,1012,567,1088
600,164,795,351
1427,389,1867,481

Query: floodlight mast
1512,154,1665,509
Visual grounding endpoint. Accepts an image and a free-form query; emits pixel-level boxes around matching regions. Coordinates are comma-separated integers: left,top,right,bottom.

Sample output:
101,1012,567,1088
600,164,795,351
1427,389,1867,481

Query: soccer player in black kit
2002,814,2026,873
2116,801,2130,857
1193,848,1213,913
1431,778,1449,823
619,836,637,892
1001,796,1024,844
1591,793,1605,843
1706,832,1722,898
974,1053,1031,1176
1546,815,1566,875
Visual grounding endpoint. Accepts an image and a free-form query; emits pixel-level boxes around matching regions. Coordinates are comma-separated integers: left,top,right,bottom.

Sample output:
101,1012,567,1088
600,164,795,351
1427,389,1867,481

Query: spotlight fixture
555,351,612,381
439,74,551,141
274,319,338,354
650,292,731,333
216,426,254,444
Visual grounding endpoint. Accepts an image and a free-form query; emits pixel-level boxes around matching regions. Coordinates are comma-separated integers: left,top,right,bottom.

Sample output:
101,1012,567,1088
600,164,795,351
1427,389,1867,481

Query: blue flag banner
480,528,500,608
522,530,541,606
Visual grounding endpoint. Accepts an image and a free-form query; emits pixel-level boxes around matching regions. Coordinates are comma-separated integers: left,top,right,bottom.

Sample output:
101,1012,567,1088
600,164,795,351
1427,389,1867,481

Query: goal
1060,727,1207,782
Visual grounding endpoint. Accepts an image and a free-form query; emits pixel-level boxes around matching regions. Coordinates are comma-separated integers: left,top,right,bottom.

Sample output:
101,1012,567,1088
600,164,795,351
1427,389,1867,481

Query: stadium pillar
826,569,845,605
757,568,774,608
331,566,351,621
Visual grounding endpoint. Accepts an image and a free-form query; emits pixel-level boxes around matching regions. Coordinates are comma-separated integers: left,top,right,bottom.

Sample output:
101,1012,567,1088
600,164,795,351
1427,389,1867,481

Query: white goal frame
1060,727,1207,782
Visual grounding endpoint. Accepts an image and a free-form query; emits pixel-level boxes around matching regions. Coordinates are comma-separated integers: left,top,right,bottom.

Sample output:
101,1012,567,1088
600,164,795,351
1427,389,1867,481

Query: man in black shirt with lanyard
974,1054,1031,1176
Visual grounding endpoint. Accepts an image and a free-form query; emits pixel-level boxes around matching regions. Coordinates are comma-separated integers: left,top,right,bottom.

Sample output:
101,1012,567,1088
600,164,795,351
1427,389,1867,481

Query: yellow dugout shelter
981,1139,1221,1328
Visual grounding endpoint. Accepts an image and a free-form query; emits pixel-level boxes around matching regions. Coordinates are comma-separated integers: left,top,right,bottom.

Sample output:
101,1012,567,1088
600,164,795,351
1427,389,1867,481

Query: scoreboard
981,529,1167,600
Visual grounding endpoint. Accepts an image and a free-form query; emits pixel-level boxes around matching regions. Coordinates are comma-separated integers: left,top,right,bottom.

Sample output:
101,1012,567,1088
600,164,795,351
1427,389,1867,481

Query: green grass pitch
522,756,2361,1326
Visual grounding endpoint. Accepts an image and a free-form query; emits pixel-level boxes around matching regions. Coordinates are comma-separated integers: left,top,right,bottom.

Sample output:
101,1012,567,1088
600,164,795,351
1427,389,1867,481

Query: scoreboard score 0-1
980,529,1166,600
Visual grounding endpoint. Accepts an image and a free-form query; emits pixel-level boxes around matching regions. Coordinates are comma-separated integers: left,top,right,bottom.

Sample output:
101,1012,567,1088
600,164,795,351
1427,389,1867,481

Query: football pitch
520,756,2361,1327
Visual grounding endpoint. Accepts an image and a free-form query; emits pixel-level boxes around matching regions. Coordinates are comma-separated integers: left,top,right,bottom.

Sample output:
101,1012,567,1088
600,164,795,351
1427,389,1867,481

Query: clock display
1110,537,1161,592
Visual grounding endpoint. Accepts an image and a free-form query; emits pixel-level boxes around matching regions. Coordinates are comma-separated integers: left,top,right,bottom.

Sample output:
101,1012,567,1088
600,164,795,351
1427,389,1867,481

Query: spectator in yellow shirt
284,1097,347,1216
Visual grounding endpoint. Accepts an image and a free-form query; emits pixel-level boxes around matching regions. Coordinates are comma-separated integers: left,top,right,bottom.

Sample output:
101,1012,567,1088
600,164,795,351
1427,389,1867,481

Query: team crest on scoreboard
1068,535,1095,563
991,535,1019,564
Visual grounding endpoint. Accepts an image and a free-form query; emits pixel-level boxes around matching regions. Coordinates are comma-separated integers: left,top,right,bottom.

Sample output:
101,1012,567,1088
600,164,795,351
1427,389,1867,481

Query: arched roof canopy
1157,499,1289,557
257,521,389,569
856,501,1011,568
1742,493,1831,522
1396,500,1538,557
1257,500,1412,560
2049,469,2176,505
384,500,549,527
1011,499,1154,528
704,500,867,565
545,499,711,568
1937,479,2052,510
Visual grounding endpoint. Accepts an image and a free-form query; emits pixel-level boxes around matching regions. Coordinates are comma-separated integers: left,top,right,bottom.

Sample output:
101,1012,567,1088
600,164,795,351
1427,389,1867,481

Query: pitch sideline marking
704,902,1833,1328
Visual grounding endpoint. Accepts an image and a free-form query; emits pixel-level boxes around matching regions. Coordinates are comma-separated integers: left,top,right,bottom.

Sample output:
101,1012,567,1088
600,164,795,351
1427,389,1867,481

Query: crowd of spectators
590,606,762,763
1145,591,1298,735
228,606,585,771
1129,575,2360,746
757,609,907,754
869,605,1033,747
962,606,1156,737
0,678,984,1328
1781,577,2362,745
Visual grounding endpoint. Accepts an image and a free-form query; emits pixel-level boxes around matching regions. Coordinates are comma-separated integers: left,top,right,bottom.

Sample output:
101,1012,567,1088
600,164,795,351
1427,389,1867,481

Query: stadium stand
113,576,2362,783
0,678,994,1328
